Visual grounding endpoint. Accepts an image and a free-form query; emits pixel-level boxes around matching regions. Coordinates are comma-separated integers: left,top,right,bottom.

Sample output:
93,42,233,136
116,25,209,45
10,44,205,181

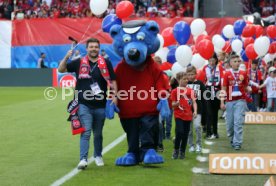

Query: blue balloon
102,14,122,33
233,19,246,35
232,35,242,41
167,47,177,64
221,32,229,41
240,49,248,62
230,35,242,44
173,21,191,45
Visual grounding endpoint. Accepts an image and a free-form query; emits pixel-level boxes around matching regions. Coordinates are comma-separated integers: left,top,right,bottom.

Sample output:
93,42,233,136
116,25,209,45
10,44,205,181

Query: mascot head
109,20,160,67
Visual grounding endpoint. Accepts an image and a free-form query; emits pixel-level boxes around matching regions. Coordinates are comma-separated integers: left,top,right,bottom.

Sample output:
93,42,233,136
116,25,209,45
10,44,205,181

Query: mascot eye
123,35,131,43
136,33,145,41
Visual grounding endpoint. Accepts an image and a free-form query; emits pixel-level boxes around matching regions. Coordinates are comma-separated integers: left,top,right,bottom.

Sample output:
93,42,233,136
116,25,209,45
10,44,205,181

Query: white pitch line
192,167,209,174
196,155,209,163
202,148,210,154
204,140,215,146
50,133,126,186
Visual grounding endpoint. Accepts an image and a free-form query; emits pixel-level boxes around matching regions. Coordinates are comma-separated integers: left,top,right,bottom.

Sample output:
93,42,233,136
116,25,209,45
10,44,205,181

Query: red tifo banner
12,17,239,46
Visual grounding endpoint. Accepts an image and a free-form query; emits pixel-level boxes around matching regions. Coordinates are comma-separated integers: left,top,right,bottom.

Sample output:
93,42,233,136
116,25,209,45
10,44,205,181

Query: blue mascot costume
106,20,170,166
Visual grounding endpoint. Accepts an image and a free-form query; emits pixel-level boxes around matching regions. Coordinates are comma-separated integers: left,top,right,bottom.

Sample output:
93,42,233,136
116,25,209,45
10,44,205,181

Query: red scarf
79,55,114,99
79,55,111,86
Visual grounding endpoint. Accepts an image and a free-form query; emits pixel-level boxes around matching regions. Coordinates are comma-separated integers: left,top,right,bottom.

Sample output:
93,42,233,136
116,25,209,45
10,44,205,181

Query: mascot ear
146,21,160,35
109,24,121,39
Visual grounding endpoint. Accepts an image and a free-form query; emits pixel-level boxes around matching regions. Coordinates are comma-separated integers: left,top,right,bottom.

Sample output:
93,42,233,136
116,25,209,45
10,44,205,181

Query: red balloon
160,62,173,71
268,42,276,54
197,39,214,60
243,37,254,49
191,45,197,54
222,41,232,53
116,1,134,19
196,69,205,82
161,27,176,47
242,24,256,37
195,34,211,51
267,25,276,39
245,44,258,60
254,25,263,38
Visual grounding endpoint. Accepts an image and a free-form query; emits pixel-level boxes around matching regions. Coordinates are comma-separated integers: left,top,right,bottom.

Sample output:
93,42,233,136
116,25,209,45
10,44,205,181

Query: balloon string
75,28,103,48
72,19,94,49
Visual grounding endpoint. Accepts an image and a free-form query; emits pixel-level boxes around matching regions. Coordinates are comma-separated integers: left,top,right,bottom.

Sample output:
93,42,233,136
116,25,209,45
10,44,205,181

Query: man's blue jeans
78,104,105,160
226,99,247,147
267,98,276,112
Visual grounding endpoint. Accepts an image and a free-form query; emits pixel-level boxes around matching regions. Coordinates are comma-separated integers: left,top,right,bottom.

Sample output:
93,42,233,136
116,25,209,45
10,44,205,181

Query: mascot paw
143,149,164,164
115,153,138,166
157,99,170,120
105,100,120,119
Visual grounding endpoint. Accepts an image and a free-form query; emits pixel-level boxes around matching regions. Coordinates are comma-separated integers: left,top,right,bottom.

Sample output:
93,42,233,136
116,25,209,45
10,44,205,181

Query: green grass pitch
0,87,275,186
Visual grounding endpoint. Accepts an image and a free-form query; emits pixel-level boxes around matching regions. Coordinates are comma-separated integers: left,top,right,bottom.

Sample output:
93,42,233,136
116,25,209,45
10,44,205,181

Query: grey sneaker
95,156,104,166
77,159,88,170
195,144,202,153
189,145,195,153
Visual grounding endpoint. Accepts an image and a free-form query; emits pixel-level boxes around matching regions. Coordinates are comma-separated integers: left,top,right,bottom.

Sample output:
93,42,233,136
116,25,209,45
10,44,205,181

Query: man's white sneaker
195,144,202,153
189,145,195,152
207,134,216,140
95,156,104,166
77,159,88,170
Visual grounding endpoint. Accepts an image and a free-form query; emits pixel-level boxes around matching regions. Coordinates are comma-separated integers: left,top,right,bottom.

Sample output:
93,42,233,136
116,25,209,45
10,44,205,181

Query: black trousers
206,97,220,136
174,118,191,153
120,115,159,161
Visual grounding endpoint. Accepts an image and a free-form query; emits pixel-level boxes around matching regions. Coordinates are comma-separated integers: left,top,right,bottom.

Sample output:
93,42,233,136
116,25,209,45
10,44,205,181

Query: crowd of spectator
0,0,195,20
241,0,276,17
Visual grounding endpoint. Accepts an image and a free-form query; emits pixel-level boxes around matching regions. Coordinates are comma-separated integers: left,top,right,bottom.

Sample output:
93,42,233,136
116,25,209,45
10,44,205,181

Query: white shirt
264,76,276,98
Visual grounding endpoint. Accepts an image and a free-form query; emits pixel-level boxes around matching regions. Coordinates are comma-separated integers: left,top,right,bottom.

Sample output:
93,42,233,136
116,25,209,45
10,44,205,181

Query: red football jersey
171,87,195,121
223,70,249,102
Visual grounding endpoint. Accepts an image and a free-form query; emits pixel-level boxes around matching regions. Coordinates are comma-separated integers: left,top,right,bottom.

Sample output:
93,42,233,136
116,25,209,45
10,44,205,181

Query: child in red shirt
171,72,197,159
221,54,249,150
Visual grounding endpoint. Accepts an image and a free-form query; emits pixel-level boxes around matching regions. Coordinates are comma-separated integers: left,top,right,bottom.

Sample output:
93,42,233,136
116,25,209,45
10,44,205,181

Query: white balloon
222,25,235,39
191,19,206,37
254,36,270,57
263,54,272,63
90,0,109,16
212,34,221,44
157,34,164,51
155,47,169,63
212,35,225,49
171,62,186,78
191,54,206,69
202,31,208,35
175,45,193,67
269,53,276,60
231,39,243,53
214,47,222,54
